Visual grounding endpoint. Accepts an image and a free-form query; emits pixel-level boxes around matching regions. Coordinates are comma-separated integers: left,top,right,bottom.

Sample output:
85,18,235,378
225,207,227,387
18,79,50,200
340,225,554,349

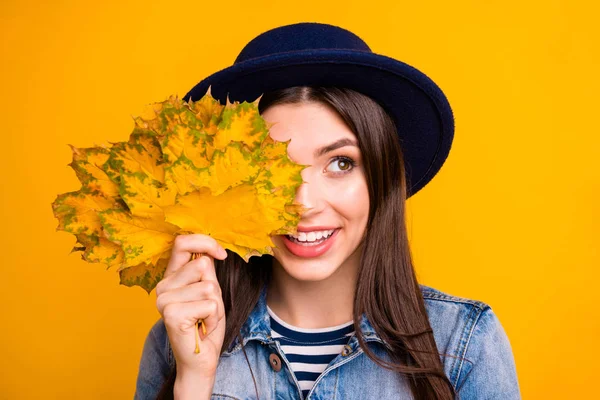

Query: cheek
325,177,370,221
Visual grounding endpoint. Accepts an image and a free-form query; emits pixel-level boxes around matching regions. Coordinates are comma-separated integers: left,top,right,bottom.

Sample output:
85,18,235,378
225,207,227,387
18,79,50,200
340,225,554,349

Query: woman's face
263,102,370,282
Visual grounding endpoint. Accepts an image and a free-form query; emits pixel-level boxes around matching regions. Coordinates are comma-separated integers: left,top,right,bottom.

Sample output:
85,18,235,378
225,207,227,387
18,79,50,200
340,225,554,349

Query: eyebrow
314,138,359,158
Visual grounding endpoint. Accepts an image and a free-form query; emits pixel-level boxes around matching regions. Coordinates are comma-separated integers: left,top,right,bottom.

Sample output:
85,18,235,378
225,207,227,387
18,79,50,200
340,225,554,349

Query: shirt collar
224,284,386,355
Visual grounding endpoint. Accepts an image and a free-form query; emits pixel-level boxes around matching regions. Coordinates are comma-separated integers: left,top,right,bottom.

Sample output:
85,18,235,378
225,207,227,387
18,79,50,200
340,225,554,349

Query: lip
295,226,339,232
281,228,340,258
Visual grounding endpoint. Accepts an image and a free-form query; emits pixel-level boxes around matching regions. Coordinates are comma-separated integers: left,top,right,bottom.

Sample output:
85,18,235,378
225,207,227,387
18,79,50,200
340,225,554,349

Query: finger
156,280,223,316
158,255,219,295
197,299,224,340
165,234,227,278
163,299,223,338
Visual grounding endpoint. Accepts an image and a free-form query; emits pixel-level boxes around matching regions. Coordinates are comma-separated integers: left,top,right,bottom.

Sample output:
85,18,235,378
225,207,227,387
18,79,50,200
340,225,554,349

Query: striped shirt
267,305,355,399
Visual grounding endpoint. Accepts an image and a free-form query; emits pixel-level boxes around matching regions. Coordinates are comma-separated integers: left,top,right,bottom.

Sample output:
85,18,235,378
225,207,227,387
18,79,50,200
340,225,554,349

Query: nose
293,168,322,217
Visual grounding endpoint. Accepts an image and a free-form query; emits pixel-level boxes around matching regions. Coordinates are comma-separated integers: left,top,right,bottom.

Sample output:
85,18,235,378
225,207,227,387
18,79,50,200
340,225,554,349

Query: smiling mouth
286,235,329,246
284,229,340,246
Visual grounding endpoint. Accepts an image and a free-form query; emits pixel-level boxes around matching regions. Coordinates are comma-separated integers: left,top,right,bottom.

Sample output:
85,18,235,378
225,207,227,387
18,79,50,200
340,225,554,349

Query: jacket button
269,353,282,372
341,345,352,357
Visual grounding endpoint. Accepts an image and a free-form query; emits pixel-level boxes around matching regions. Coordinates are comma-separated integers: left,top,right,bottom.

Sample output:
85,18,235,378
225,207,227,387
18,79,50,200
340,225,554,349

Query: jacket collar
224,284,386,355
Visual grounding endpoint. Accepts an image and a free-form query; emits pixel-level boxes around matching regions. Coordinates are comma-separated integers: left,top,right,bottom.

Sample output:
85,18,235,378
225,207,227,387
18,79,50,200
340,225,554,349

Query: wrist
174,370,215,400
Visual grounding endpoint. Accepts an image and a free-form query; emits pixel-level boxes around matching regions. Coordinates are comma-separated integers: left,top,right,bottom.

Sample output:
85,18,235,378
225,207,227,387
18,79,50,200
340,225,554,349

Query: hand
155,234,228,378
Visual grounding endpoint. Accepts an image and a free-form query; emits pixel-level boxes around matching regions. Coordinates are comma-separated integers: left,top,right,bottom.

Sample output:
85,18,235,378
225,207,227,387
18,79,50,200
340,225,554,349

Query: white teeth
289,229,335,242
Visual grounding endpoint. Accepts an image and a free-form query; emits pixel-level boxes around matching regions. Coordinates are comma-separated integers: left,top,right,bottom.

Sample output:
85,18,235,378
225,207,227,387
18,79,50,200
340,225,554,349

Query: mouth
281,228,340,258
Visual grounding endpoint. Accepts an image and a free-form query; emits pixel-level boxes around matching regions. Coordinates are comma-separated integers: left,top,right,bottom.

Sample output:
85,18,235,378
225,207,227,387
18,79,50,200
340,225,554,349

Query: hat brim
184,49,454,197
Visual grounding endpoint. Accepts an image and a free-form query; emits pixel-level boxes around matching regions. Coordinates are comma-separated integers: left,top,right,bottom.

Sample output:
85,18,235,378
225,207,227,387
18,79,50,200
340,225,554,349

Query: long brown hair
156,86,455,399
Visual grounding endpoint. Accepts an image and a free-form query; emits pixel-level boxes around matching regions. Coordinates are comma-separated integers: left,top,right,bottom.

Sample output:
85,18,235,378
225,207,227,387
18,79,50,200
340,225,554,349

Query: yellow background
1,0,598,398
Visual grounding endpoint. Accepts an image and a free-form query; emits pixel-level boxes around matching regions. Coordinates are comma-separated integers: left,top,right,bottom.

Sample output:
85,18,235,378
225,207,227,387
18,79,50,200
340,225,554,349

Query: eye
325,156,357,175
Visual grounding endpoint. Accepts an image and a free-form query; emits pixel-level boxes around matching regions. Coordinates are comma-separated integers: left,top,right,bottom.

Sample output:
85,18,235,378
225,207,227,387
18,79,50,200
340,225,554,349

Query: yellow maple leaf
68,146,119,198
119,257,170,291
52,89,307,293
106,133,177,218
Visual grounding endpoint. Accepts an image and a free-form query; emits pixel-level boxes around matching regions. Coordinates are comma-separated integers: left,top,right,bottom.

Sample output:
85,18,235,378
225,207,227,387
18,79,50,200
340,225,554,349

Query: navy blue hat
184,22,454,198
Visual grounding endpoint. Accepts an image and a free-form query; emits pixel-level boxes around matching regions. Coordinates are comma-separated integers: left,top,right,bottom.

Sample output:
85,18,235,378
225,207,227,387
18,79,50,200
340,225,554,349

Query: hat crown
186,22,454,198
234,23,372,64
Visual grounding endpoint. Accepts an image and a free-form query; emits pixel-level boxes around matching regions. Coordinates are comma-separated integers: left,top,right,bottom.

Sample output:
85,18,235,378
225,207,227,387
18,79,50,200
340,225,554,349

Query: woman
134,23,520,399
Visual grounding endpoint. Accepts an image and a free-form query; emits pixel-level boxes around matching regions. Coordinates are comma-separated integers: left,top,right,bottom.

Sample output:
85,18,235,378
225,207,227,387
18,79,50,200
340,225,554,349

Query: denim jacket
134,285,520,399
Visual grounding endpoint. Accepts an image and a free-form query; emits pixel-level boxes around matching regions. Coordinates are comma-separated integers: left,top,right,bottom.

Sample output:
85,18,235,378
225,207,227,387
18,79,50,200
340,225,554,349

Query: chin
276,258,340,282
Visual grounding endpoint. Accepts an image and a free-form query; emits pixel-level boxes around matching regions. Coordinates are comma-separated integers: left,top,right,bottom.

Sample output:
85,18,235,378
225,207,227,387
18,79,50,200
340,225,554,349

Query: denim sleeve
134,318,173,400
456,308,521,399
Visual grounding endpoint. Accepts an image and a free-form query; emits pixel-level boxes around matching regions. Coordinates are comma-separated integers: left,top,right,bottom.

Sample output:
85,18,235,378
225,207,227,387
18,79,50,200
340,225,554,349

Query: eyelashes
325,155,358,175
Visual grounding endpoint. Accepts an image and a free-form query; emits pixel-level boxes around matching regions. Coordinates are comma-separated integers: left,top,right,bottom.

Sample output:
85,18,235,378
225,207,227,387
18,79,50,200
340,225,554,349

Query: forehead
261,102,357,151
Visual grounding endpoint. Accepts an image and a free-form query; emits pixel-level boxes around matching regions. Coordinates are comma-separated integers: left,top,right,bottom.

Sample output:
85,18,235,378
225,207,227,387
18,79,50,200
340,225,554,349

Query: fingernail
219,247,228,259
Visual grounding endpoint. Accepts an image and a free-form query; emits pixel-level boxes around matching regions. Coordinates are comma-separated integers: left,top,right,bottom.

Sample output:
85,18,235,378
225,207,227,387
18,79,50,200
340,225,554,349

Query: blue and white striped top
267,305,355,399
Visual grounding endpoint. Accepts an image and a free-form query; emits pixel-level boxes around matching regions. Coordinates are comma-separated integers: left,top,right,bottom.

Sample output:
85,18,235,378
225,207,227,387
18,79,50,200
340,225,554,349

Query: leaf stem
194,320,201,354
190,252,206,354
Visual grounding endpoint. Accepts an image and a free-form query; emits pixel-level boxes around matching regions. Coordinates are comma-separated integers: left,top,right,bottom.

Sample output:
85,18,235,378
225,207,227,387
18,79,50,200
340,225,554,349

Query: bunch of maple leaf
52,91,306,293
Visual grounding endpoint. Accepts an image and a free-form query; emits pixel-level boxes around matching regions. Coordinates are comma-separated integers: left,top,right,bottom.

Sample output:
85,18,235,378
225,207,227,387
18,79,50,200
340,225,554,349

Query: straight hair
156,86,455,399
